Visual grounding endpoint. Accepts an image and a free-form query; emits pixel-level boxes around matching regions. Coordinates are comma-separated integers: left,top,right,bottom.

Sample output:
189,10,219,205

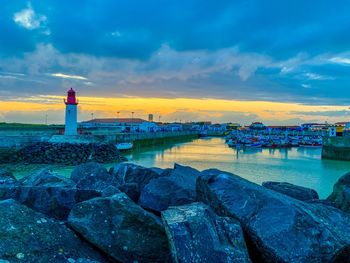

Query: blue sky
0,0,350,124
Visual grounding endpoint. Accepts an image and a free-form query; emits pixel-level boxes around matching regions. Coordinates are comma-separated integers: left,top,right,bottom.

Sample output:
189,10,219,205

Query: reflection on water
126,137,350,198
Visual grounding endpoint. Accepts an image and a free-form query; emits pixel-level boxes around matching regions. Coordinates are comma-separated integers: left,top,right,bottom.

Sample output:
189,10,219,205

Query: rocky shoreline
0,142,126,165
0,163,349,262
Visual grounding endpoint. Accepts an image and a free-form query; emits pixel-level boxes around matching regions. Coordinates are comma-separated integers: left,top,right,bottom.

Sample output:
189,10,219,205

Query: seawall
322,137,350,161
0,129,199,150
114,131,199,147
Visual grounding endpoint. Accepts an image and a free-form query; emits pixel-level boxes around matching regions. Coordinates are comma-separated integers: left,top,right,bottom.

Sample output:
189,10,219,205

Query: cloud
13,3,46,30
329,57,350,65
304,73,334,80
49,73,88,80
290,110,350,117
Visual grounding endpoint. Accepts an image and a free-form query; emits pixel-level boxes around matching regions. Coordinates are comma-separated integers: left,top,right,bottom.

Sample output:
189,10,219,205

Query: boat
244,142,263,148
299,143,322,148
116,142,133,151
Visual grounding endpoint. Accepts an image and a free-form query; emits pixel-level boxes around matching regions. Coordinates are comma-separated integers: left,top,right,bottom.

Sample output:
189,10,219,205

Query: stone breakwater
0,163,350,262
0,142,125,165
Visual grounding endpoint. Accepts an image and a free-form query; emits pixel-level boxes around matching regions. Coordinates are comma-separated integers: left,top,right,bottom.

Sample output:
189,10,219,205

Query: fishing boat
299,143,322,148
244,142,263,148
116,142,133,151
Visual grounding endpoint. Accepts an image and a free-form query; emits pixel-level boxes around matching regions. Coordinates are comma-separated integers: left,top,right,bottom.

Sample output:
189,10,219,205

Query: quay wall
322,137,350,161
0,130,199,149
112,131,199,147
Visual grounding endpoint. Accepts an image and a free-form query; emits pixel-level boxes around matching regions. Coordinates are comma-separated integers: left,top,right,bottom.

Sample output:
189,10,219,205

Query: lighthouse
64,88,78,136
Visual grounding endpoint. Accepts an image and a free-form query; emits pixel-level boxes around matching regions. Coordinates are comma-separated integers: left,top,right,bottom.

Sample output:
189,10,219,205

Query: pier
322,137,350,161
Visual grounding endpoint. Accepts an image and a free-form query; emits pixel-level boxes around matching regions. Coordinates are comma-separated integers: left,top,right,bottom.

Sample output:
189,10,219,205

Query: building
300,123,328,131
249,122,265,130
148,114,154,122
64,88,78,136
81,118,158,132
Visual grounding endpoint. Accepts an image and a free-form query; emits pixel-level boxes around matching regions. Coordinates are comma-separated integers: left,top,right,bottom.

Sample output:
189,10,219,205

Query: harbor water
125,137,350,199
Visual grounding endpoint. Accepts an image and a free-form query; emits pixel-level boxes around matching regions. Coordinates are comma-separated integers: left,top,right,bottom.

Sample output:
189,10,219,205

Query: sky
1,0,350,125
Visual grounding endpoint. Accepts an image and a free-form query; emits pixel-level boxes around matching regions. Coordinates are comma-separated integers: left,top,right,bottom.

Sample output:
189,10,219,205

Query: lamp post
117,111,120,120
131,111,134,133
91,112,94,120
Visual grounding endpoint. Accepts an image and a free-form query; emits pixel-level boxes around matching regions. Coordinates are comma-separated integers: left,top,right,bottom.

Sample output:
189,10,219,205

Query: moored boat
116,142,133,151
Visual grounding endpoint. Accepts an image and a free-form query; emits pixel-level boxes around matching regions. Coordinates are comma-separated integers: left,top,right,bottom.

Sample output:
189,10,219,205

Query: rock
68,192,171,263
5,142,121,165
139,164,200,212
101,185,121,197
306,199,338,208
328,172,350,213
0,199,108,262
262,181,319,201
150,167,166,175
162,202,251,263
197,169,350,262
117,183,140,202
110,163,161,199
20,168,75,187
71,162,118,191
0,186,101,220
0,167,17,186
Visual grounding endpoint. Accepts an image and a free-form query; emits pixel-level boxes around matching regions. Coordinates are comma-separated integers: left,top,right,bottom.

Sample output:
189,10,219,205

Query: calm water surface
9,137,350,199
125,137,350,198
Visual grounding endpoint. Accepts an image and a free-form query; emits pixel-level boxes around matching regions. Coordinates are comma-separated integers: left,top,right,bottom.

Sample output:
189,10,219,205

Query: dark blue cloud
0,0,350,107
1,0,350,59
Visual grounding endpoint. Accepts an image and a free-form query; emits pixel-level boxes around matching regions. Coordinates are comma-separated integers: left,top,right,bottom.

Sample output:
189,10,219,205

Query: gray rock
197,169,350,263
0,186,101,220
306,199,338,208
0,199,108,263
262,181,319,201
162,202,251,263
20,168,75,187
328,172,350,213
0,168,17,186
71,162,118,191
68,192,171,263
101,185,121,197
117,183,140,202
139,164,200,212
110,163,161,199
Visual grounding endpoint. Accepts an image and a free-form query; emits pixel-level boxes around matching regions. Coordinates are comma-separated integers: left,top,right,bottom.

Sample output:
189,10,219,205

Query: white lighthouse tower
64,88,78,136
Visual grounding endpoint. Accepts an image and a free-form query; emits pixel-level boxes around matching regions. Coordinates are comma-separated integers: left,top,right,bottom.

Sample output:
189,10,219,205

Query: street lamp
131,111,134,133
91,113,94,120
117,111,120,120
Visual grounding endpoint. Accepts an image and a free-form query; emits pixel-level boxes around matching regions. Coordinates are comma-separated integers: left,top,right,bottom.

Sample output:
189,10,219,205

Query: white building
81,118,158,132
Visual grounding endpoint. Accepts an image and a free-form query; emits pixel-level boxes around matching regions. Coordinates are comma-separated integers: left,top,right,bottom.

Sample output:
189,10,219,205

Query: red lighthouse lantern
64,88,78,105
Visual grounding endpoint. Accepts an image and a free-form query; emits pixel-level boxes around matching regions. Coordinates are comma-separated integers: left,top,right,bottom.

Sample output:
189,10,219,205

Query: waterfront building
64,88,78,136
250,122,265,130
81,118,158,132
300,123,328,131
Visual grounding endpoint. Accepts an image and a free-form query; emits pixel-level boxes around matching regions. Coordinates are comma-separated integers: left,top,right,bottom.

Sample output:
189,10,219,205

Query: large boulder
262,181,319,201
68,193,171,263
139,164,200,213
71,162,118,191
328,172,350,213
110,163,161,200
20,168,75,187
0,168,18,186
0,199,108,262
162,202,251,263
197,169,350,262
0,186,101,220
